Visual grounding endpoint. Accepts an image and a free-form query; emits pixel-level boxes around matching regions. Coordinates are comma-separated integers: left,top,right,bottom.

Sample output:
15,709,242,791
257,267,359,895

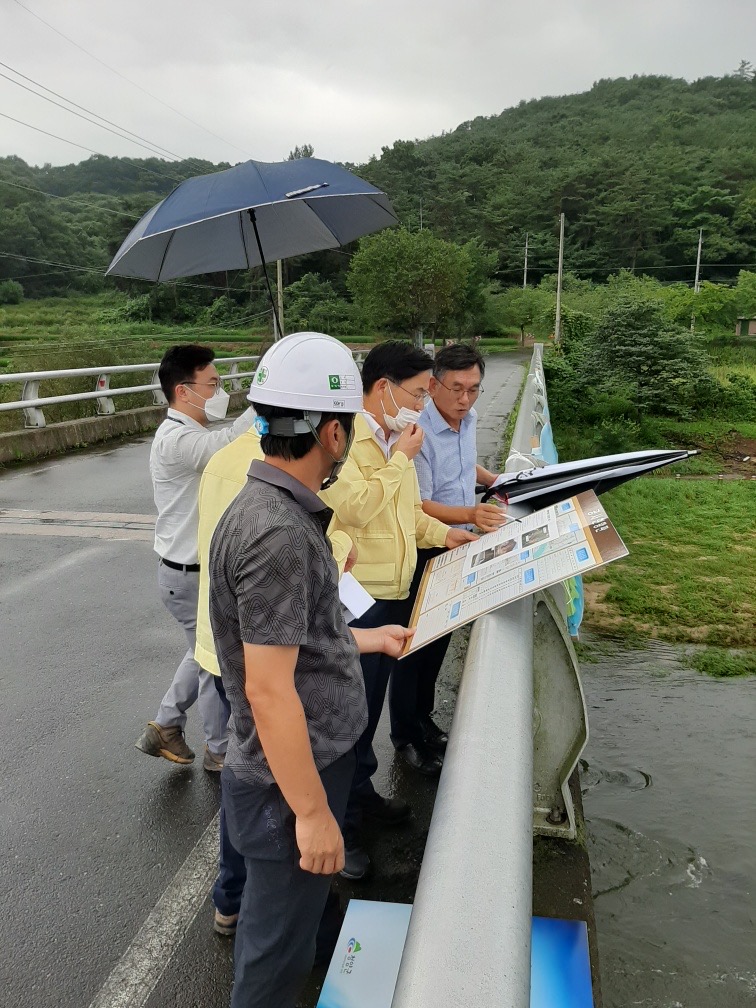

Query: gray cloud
2,0,754,167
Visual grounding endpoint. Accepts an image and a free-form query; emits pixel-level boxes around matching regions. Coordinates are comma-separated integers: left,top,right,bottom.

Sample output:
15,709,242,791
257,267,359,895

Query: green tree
283,272,355,337
0,279,23,303
287,144,314,160
581,294,708,417
347,228,472,342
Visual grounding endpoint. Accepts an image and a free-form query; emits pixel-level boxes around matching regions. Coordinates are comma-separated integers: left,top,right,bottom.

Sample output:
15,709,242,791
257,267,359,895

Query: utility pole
523,233,529,289
554,213,565,346
691,228,703,332
275,259,285,340
693,228,703,294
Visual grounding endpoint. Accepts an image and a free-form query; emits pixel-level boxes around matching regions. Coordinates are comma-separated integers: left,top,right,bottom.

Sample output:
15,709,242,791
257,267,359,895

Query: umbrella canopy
481,449,697,511
106,157,397,282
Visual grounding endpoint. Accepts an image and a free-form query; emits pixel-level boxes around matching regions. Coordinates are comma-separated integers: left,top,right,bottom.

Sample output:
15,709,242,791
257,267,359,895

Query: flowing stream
579,635,755,1007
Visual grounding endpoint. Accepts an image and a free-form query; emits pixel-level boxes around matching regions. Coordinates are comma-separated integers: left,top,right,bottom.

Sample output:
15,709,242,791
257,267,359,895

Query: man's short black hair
434,343,486,381
361,340,435,393
159,344,215,402
251,402,354,462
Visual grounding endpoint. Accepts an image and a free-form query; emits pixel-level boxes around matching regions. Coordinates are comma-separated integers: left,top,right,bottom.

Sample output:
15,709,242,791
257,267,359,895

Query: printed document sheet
401,490,627,656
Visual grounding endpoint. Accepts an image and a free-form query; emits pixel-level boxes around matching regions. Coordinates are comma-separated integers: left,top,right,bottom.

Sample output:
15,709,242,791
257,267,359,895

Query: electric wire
0,111,189,189
0,68,189,163
0,60,189,163
0,174,142,219
0,251,278,295
10,0,252,162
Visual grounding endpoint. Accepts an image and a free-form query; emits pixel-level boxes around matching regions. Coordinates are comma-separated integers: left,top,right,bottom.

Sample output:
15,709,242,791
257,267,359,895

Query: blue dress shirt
414,399,478,529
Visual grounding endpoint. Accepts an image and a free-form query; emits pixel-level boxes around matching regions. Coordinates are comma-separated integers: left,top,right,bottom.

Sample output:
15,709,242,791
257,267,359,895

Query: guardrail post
95,374,116,415
151,369,167,406
22,379,46,428
228,363,242,392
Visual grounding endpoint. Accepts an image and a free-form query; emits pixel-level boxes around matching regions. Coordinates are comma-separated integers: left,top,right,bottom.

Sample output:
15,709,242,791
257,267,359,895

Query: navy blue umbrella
106,157,397,331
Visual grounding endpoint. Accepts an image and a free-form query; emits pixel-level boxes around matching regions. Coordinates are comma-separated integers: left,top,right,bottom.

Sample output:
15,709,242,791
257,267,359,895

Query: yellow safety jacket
194,430,352,676
321,414,449,600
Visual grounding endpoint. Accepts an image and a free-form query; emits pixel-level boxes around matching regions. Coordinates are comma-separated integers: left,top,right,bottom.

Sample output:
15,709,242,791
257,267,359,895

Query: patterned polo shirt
414,398,478,529
208,459,367,786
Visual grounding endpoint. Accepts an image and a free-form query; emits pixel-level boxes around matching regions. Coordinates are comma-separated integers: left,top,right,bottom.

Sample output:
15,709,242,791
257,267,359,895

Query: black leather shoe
360,792,412,825
421,716,449,748
396,743,443,777
339,844,371,881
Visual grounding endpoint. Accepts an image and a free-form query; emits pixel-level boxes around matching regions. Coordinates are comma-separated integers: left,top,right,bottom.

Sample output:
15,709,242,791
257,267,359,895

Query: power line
0,60,188,163
10,0,252,162
0,174,142,219
0,250,277,295
0,68,186,163
0,111,187,188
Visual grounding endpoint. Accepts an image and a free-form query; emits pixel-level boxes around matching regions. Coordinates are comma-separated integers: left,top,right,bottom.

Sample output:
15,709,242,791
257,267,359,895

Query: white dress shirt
361,409,401,460
151,406,255,565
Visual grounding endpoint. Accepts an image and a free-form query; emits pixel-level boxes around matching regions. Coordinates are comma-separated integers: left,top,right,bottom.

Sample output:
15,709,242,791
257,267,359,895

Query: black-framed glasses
436,379,483,399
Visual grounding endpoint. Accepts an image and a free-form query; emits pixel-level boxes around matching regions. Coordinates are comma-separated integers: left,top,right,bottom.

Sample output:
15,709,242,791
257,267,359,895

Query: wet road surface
0,353,526,1008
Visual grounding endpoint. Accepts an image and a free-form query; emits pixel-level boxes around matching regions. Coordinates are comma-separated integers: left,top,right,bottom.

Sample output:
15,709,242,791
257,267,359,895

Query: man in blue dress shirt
389,343,506,772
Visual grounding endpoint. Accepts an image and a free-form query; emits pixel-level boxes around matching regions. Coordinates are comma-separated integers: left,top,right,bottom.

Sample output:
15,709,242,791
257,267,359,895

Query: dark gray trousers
222,750,355,1008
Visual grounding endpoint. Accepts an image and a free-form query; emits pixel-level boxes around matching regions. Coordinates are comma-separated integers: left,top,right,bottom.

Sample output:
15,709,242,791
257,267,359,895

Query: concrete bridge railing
391,344,590,1008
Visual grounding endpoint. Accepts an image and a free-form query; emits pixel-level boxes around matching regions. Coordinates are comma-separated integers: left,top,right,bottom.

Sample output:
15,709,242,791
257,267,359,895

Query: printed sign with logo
328,374,357,391
317,900,411,1008
317,901,594,1008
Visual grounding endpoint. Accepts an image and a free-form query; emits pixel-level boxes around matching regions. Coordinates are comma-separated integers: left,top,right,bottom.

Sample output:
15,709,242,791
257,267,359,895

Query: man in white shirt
136,344,256,771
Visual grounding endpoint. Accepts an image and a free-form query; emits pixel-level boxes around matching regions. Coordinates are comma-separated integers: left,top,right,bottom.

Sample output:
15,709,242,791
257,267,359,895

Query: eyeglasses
388,378,431,407
184,380,222,395
436,379,483,400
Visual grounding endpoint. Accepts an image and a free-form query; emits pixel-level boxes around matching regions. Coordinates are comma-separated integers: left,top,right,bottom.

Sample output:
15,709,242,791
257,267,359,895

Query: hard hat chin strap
267,411,322,436
305,414,354,490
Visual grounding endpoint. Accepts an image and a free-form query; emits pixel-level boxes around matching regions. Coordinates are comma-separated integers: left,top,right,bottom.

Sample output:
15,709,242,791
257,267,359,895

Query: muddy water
579,636,755,1007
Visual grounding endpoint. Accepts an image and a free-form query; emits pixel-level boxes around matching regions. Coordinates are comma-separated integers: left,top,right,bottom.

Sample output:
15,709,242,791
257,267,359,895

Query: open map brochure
400,489,628,657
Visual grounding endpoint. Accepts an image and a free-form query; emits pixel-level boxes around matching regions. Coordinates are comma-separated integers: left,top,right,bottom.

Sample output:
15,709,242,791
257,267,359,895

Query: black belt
160,558,200,572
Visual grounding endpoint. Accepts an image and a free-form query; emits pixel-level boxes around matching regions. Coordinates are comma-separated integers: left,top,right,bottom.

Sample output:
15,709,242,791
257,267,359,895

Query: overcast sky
2,0,755,169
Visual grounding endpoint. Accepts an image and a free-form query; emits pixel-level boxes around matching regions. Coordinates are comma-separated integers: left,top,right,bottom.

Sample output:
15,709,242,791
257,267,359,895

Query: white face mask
202,387,230,421
383,383,421,432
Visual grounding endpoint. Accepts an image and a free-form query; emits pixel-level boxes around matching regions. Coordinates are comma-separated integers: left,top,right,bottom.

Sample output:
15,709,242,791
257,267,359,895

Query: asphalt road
0,353,525,1008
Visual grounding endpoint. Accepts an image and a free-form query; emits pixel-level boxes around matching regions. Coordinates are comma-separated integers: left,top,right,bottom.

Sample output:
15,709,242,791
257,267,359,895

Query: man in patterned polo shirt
208,332,413,1008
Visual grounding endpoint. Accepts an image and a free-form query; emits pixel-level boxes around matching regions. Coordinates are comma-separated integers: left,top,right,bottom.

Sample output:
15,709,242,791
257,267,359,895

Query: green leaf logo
328,374,341,390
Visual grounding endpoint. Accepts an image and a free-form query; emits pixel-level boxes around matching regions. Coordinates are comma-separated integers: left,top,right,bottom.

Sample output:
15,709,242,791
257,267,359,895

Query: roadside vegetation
538,275,755,676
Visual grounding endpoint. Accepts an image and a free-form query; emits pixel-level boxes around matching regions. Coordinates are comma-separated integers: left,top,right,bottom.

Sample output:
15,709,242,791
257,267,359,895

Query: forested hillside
1,72,755,300
360,73,756,284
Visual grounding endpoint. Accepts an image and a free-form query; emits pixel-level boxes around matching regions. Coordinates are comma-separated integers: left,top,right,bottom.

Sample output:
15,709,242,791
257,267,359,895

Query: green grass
682,648,756,678
584,479,756,649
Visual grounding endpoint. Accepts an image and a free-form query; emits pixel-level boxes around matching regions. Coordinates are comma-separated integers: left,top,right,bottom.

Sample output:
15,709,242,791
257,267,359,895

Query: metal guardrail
0,357,260,429
392,345,589,1008
0,350,371,430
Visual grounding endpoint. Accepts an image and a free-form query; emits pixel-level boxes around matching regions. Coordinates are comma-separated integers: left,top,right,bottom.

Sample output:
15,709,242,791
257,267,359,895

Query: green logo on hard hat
256,366,269,385
329,375,341,390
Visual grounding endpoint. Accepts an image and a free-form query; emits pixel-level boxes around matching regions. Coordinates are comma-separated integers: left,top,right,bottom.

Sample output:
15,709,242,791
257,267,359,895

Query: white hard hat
248,332,363,413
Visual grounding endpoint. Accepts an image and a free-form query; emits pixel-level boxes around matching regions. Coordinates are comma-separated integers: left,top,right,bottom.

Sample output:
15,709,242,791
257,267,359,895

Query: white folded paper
339,572,375,624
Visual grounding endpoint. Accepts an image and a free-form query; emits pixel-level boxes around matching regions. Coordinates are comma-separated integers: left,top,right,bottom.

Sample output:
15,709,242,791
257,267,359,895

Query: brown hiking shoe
202,746,224,773
213,910,238,936
135,721,195,764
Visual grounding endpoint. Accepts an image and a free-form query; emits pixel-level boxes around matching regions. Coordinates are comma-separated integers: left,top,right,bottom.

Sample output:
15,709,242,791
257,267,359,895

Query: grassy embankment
549,342,756,676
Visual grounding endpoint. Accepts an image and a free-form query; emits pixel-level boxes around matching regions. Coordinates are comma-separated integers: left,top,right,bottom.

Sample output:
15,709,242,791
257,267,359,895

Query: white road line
87,813,220,1008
